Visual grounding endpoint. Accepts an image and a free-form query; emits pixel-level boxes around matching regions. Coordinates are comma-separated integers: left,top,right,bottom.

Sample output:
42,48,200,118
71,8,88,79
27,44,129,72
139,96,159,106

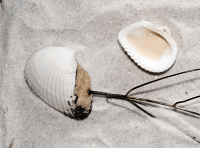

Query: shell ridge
57,55,67,113
51,49,68,112
35,50,53,101
59,50,70,114
43,50,60,110
59,49,75,114
38,50,54,99
33,51,47,94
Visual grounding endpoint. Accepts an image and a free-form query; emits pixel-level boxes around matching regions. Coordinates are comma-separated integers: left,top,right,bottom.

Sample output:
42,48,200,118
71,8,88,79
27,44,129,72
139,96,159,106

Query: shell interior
118,21,178,73
25,46,92,120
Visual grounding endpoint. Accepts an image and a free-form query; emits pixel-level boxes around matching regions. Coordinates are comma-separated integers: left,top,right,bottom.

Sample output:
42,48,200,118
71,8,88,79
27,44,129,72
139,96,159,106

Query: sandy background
1,0,200,147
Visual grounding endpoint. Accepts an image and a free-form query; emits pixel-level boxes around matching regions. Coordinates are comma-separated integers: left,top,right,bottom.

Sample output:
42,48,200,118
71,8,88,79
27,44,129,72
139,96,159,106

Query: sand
1,0,200,147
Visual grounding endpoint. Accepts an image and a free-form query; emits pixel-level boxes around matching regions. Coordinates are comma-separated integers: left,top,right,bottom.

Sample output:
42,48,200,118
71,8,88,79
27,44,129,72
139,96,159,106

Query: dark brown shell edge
67,96,92,120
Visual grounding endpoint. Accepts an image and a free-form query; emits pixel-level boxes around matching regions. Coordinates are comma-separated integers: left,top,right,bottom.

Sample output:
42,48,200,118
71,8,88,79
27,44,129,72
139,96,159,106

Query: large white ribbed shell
25,46,77,116
118,21,178,73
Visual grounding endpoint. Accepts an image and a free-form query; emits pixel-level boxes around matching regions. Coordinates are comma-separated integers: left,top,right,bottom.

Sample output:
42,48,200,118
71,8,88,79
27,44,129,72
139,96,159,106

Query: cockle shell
118,21,178,73
25,46,92,120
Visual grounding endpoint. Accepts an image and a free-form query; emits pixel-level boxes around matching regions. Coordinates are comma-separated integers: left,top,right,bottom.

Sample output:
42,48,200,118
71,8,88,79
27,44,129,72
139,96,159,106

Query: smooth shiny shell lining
118,21,178,73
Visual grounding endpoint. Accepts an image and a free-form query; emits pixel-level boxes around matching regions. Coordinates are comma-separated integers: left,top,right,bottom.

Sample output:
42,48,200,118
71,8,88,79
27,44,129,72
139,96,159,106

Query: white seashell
118,21,178,73
25,46,92,120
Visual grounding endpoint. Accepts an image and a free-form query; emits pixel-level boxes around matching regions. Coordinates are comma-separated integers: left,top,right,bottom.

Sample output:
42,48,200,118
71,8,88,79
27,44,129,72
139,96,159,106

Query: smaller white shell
118,21,178,73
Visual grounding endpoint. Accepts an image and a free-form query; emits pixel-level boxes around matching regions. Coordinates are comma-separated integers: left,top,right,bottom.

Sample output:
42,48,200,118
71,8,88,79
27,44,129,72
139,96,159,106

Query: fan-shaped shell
25,46,92,119
118,21,178,73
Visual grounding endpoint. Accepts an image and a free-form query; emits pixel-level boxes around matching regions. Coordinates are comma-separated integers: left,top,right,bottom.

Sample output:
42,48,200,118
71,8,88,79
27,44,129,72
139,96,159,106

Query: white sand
1,0,200,147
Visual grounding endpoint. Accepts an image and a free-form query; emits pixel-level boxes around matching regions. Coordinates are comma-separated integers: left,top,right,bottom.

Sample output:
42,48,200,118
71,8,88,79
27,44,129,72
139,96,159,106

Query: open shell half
118,21,178,73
